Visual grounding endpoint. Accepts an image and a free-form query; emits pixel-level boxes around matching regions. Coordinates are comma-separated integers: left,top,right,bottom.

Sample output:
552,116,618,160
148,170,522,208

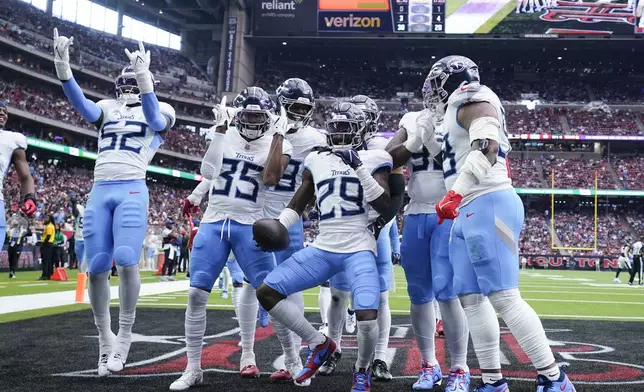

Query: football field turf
1,269,643,391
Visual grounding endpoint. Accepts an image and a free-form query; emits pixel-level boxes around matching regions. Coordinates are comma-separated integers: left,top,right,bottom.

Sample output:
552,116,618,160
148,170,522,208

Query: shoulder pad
398,111,422,131
360,149,393,174
447,84,499,108
282,138,294,156
367,136,390,151
15,132,28,150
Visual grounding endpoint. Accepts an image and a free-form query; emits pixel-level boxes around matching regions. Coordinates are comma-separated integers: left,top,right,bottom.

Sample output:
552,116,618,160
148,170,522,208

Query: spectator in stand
53,222,66,268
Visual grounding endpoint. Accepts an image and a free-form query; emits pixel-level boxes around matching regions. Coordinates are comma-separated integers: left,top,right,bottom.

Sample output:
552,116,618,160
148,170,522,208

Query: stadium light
282,41,287,45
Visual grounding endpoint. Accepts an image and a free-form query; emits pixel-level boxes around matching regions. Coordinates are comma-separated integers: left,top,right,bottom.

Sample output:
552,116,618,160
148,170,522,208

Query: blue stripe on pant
330,224,393,293
450,189,524,296
75,239,85,266
400,213,455,304
190,220,275,290
83,180,149,275
266,246,380,310
273,218,304,265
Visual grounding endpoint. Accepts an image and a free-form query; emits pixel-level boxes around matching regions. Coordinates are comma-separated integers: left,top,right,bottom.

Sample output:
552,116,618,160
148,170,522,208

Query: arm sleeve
389,220,400,253
200,133,225,180
61,78,102,124
141,93,171,132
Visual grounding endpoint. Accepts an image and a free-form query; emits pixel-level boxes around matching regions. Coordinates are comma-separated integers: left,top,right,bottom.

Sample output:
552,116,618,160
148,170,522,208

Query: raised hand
53,28,73,80
212,96,237,128
270,105,289,137
124,41,151,75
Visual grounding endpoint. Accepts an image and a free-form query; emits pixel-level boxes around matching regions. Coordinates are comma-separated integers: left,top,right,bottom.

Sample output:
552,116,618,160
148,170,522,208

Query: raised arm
263,107,291,186
124,41,173,132
53,28,102,125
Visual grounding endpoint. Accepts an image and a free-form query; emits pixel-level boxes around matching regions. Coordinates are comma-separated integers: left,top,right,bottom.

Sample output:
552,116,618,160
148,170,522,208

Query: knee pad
119,201,144,228
406,282,434,306
378,274,390,293
350,262,380,310
88,252,112,275
113,246,137,267
190,269,215,292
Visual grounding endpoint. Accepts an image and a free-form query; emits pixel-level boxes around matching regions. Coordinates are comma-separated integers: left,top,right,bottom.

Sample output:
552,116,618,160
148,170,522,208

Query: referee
628,237,643,286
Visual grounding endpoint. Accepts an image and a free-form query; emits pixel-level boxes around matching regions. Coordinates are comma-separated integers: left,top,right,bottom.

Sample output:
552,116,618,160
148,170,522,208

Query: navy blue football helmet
325,101,366,150
349,94,380,142
233,86,276,140
422,55,480,119
276,78,315,129
115,66,155,104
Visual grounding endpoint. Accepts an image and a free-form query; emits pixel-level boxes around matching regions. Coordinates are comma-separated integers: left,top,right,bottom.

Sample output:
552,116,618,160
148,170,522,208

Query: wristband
278,208,299,229
355,166,385,202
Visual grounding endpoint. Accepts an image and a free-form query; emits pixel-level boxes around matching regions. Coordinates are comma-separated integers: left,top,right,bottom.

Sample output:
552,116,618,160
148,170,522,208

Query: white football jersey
399,111,448,215
364,135,394,223
621,245,630,258
264,126,327,219
443,84,512,206
94,99,176,181
305,149,392,255
74,204,85,240
0,129,28,202
202,126,293,225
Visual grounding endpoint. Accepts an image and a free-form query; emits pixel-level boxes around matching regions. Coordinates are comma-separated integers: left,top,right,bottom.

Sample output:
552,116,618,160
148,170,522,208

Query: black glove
368,216,387,240
392,252,401,265
332,148,362,169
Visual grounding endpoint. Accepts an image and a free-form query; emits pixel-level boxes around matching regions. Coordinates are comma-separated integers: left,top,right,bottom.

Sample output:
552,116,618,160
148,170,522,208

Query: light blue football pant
0,201,5,250
265,246,380,310
400,213,455,304
190,219,275,290
330,220,393,293
83,180,148,275
450,189,525,296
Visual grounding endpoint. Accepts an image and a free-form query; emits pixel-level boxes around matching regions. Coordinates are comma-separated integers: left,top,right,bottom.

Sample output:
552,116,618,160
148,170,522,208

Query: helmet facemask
325,118,364,150
356,105,380,142
279,96,314,130
236,107,272,140
115,71,141,105
422,67,450,122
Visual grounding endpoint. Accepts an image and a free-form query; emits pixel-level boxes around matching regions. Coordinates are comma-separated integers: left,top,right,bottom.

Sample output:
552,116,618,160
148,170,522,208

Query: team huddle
0,27,579,392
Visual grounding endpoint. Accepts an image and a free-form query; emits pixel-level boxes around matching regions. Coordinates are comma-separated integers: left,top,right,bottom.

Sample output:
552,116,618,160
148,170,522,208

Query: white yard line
18,283,49,287
0,280,190,315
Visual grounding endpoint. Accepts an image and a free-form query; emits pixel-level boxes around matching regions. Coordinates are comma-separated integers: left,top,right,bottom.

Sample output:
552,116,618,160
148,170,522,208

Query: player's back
399,111,447,215
305,148,392,255
443,84,512,205
264,126,326,219
203,126,293,224
0,129,27,200
94,99,175,181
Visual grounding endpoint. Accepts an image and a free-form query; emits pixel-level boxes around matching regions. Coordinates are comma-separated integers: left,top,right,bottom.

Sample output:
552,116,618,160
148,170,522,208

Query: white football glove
53,28,73,81
269,106,289,137
124,41,153,94
212,96,237,128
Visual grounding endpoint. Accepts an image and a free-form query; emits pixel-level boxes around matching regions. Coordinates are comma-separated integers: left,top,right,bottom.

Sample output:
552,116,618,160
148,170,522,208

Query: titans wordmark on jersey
202,127,294,225
443,84,512,206
399,111,448,215
264,126,326,219
0,130,28,202
304,149,392,255
94,99,176,182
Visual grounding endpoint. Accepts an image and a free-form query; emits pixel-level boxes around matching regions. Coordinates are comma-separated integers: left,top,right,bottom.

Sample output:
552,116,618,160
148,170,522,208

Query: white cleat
98,353,111,377
345,310,356,334
288,358,311,387
614,278,621,283
221,290,229,299
97,331,116,377
170,368,204,391
107,335,132,373
318,323,329,336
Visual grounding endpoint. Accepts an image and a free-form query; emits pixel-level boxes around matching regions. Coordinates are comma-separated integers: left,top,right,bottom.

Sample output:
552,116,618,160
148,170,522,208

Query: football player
615,244,631,283
256,102,394,392
0,101,37,266
70,196,86,271
261,78,327,383
386,108,470,391
320,95,405,381
53,29,176,376
426,55,575,392
170,87,292,391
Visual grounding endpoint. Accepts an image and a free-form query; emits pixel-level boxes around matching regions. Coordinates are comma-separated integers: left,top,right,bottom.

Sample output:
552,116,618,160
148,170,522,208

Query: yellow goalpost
550,168,598,251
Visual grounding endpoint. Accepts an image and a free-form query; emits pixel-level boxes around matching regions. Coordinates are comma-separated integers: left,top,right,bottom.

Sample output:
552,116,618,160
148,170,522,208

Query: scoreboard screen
318,0,445,33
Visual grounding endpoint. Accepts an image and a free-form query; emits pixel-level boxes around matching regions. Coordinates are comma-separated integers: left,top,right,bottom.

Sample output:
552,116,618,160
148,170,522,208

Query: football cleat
169,369,204,391
221,290,229,299
240,364,260,378
614,278,621,283
97,353,111,377
445,368,470,392
97,331,116,377
258,305,270,328
318,322,329,336
372,359,392,381
536,365,576,392
106,333,133,373
296,337,336,383
288,358,311,387
345,309,357,334
412,361,443,390
269,368,292,383
472,378,510,392
317,350,342,376
351,367,372,392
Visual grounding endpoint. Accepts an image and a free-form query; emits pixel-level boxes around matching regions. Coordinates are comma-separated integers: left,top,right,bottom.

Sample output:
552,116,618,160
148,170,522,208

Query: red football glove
182,199,199,218
20,194,37,217
435,190,463,224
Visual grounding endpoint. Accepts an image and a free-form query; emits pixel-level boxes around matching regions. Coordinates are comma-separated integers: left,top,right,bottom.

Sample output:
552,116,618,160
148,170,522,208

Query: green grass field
2,268,643,324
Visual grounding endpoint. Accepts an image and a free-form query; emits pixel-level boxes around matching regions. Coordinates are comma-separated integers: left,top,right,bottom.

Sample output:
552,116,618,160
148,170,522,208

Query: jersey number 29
317,176,365,221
